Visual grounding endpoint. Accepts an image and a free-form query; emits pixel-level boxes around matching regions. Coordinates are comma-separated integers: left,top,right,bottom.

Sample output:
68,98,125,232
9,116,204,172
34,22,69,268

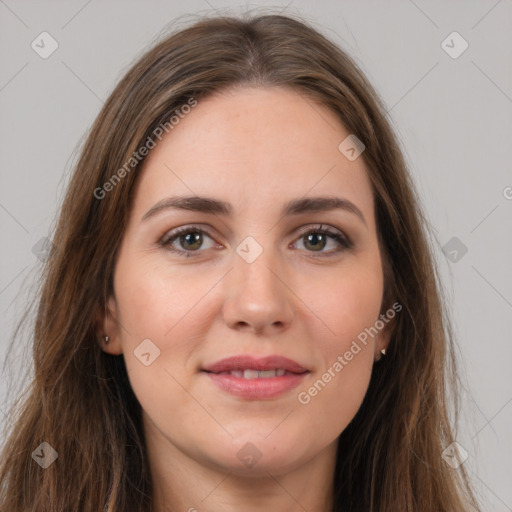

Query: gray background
1,0,511,510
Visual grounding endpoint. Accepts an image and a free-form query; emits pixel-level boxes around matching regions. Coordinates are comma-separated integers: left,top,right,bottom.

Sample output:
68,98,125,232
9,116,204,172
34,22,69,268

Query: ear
95,295,123,355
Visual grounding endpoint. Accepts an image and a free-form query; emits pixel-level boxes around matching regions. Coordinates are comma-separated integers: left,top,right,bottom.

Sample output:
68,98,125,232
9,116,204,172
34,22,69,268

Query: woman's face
102,86,391,476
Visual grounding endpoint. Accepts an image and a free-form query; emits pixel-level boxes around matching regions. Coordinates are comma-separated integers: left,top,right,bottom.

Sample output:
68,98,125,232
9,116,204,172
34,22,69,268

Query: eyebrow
141,195,367,226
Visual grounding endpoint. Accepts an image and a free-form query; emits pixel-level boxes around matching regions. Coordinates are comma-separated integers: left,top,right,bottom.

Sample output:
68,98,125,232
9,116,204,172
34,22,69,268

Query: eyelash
159,224,353,259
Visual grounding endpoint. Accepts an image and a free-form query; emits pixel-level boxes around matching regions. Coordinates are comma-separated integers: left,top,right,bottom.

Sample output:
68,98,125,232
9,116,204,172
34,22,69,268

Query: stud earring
104,335,110,344
380,348,386,356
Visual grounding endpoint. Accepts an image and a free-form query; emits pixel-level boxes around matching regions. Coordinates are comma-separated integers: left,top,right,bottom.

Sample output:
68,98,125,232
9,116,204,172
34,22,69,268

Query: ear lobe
376,316,394,360
95,296,123,355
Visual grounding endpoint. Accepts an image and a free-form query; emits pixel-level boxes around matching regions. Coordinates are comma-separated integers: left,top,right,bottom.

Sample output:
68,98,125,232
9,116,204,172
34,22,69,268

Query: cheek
295,255,383,431
112,257,213,400
303,251,384,353
114,255,221,341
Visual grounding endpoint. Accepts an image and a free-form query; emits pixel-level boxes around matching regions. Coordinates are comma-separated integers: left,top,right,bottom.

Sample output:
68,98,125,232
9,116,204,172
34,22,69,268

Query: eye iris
304,232,326,251
180,231,202,250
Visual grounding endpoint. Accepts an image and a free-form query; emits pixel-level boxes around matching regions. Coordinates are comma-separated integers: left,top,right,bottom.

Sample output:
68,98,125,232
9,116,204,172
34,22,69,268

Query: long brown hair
0,11,480,512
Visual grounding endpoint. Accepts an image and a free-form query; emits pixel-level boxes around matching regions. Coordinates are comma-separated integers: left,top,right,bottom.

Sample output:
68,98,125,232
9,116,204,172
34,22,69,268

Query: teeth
225,369,288,378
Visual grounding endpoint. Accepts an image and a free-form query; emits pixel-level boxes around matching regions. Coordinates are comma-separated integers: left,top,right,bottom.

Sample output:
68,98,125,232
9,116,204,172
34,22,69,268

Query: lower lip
203,371,308,399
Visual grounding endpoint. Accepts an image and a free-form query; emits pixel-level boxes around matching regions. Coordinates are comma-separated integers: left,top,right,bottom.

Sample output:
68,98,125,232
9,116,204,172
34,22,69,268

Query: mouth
208,368,291,378
201,355,309,400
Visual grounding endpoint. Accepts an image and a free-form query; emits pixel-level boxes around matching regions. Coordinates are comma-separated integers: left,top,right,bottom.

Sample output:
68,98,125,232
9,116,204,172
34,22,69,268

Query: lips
201,355,309,400
202,355,309,375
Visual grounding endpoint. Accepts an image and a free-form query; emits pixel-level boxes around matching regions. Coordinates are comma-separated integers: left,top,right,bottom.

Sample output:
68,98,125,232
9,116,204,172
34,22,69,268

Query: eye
292,224,353,256
159,226,218,258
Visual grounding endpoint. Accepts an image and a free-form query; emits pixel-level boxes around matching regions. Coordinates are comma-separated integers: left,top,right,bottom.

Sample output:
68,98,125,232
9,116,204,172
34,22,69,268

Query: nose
221,241,295,335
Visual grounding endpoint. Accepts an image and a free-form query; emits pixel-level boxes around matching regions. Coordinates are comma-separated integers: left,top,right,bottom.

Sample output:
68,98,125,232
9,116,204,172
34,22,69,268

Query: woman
0,12,481,512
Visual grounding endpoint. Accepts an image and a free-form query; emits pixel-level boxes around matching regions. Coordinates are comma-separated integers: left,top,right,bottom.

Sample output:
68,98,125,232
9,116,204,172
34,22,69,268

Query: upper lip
202,355,309,374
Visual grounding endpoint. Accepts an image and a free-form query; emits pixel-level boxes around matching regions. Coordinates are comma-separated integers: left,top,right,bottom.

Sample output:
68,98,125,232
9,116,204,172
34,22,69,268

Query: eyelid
159,224,216,245
294,223,344,240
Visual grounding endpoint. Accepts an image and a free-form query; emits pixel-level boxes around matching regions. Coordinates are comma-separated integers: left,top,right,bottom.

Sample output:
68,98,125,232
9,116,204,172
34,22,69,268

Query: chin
198,428,318,476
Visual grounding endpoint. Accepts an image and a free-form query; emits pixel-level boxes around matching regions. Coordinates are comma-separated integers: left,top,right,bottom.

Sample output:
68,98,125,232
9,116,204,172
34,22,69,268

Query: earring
104,335,110,344
380,348,386,356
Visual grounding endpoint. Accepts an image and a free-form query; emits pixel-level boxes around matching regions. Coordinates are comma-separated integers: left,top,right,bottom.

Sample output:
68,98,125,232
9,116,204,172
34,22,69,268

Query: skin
100,86,392,512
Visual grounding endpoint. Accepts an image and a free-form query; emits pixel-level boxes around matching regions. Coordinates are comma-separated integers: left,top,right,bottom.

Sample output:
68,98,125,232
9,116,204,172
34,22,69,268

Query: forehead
132,86,375,224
